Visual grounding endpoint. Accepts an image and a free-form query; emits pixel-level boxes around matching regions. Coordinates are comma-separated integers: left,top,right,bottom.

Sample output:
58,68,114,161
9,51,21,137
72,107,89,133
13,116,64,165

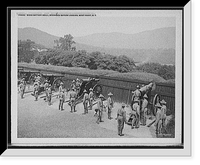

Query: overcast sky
17,10,180,37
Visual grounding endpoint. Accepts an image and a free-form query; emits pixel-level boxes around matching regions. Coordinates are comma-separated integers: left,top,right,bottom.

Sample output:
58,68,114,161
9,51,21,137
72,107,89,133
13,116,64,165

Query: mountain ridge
74,27,175,49
18,27,175,64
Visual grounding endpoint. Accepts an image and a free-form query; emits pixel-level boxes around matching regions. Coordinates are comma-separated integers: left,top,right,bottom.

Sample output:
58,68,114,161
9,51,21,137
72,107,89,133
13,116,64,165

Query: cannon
127,81,159,126
32,73,64,96
69,77,102,105
75,77,102,98
18,68,65,96
18,68,40,85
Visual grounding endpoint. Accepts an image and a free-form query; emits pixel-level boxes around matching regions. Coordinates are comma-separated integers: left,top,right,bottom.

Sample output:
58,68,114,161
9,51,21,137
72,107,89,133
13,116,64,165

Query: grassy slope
18,62,174,84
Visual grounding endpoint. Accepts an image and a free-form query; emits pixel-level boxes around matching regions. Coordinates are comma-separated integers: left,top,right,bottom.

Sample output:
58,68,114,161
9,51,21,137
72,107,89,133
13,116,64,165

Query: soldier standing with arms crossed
107,92,114,120
83,90,89,114
116,103,127,136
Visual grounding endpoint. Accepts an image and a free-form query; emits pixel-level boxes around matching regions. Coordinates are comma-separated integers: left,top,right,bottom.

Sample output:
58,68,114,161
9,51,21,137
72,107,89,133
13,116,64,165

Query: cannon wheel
93,84,102,98
28,73,37,85
152,94,160,116
28,73,43,85
52,77,63,92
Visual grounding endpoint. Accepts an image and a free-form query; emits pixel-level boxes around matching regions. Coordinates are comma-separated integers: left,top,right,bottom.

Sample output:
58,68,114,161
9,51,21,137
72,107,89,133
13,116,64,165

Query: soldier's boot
120,128,124,136
58,102,61,110
100,116,104,122
96,117,100,124
118,127,120,135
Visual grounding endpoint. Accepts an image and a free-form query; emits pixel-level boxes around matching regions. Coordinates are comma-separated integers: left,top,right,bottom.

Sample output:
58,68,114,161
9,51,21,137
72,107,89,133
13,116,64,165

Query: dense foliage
18,34,175,80
18,40,36,63
34,49,136,73
136,62,175,80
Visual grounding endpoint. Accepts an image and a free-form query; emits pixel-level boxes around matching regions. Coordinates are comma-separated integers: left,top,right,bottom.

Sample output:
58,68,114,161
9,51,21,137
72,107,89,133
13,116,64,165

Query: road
17,89,156,138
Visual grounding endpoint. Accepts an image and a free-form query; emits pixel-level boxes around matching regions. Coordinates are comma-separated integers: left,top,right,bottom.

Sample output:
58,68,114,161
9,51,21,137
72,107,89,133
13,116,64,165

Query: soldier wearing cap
83,89,89,114
21,78,26,95
58,89,65,110
69,87,77,112
116,103,127,136
71,80,76,91
131,85,142,109
47,84,52,105
132,85,141,101
44,79,49,102
76,78,81,91
19,81,25,99
96,94,104,124
131,99,140,129
107,92,114,119
141,94,149,126
154,102,162,134
32,80,39,97
160,99,167,132
33,80,39,101
89,88,94,110
59,82,64,94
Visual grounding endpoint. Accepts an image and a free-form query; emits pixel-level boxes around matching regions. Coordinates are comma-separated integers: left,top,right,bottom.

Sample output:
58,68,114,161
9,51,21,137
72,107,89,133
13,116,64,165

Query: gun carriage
18,67,64,95
127,81,161,125
69,77,102,105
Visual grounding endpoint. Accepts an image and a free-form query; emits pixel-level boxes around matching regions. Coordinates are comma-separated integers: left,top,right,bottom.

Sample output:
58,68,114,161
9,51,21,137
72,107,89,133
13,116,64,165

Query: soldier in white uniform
159,99,167,133
107,92,114,119
59,90,65,110
47,84,52,105
43,80,49,102
141,94,148,126
69,88,77,112
88,88,94,110
116,103,127,136
83,90,89,114
154,102,162,134
96,94,104,124
19,81,25,99
131,85,141,102
33,80,39,101
131,99,140,129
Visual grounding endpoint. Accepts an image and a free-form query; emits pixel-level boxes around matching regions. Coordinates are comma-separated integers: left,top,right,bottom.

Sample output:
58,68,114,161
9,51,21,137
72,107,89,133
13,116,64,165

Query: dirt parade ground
17,88,157,138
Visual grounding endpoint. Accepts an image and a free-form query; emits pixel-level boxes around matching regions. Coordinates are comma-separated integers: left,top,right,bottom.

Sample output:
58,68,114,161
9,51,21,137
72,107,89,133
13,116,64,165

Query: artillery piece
127,81,161,126
70,77,102,105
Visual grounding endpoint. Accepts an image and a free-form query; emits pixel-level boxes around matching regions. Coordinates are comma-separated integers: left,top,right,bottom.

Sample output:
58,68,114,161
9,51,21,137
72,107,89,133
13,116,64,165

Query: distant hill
18,27,59,48
18,27,175,64
74,27,176,49
75,42,175,64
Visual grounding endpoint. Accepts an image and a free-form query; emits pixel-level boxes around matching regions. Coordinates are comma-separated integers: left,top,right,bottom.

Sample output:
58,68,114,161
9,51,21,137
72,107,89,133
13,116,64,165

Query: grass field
19,62,174,84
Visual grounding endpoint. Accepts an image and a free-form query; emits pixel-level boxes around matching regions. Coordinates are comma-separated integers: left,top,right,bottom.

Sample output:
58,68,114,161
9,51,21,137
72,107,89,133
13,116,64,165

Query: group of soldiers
19,76,168,137
113,81,168,136
128,82,168,135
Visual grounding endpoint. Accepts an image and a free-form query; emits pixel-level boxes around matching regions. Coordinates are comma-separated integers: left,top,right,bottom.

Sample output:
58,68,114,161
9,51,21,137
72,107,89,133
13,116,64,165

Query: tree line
18,34,175,80
34,49,136,73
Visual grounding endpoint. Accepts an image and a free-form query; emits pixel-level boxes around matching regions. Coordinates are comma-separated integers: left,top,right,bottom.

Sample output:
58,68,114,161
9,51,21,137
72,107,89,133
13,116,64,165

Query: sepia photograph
7,6,191,154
